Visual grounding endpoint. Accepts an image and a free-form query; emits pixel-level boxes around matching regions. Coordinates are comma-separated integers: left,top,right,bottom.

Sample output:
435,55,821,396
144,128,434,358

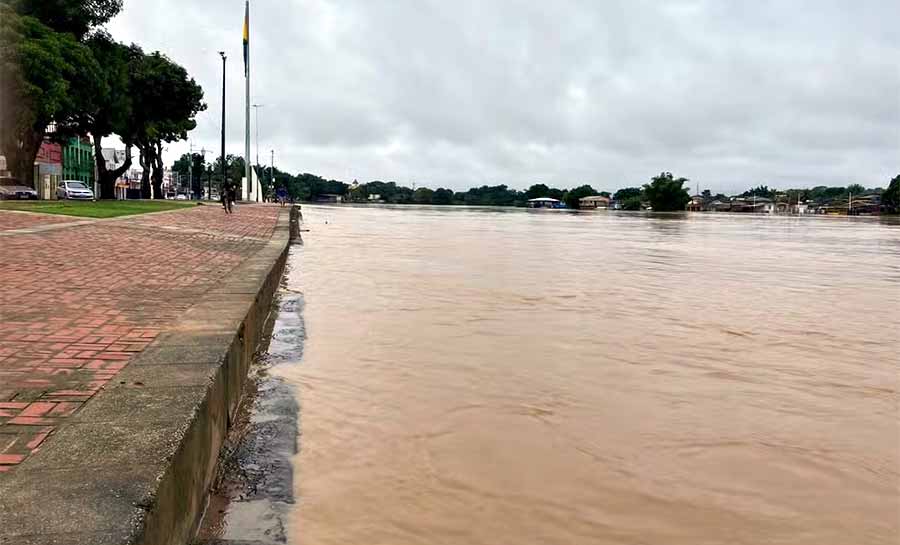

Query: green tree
547,187,565,200
0,8,103,185
882,175,900,214
172,152,206,197
807,186,847,204
412,187,434,204
563,184,597,209
525,183,550,199
8,0,123,39
613,186,643,210
454,184,521,206
613,187,641,200
62,33,138,198
432,187,454,205
130,51,205,198
847,183,865,196
742,185,775,199
643,172,690,212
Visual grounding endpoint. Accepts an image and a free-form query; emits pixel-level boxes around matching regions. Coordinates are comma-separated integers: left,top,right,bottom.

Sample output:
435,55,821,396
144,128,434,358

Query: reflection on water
280,206,900,545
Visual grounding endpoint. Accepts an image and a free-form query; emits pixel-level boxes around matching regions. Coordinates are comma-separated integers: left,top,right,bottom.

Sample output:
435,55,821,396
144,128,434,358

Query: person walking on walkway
221,182,233,214
228,183,237,212
276,186,288,207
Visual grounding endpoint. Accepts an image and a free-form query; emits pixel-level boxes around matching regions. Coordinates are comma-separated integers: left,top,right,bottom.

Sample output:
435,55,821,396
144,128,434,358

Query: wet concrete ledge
0,205,301,545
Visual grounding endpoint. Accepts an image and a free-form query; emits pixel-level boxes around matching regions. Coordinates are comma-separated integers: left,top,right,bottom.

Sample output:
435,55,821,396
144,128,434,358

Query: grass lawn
0,200,196,218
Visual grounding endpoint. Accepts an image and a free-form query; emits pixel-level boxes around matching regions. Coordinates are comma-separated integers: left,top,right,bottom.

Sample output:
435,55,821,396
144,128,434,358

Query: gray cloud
107,0,899,193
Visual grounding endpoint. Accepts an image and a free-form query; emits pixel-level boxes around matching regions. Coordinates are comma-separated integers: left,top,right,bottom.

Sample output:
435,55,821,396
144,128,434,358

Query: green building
62,137,94,184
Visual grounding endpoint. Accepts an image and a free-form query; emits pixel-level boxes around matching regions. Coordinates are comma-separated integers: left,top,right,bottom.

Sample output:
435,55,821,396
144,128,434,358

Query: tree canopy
643,172,690,212
563,184,598,209
0,1,203,197
882,175,899,214
613,187,643,210
846,183,865,196
7,0,123,38
0,7,101,184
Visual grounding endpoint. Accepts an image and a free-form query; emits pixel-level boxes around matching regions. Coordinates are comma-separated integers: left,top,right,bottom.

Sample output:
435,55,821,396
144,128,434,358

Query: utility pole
188,140,193,199
218,51,227,196
270,149,274,199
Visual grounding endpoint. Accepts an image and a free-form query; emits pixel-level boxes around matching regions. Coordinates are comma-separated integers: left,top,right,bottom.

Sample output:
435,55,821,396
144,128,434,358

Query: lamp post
219,51,227,196
188,140,193,199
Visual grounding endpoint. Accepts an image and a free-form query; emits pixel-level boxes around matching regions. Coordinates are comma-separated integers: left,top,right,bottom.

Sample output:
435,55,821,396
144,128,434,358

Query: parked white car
57,180,95,200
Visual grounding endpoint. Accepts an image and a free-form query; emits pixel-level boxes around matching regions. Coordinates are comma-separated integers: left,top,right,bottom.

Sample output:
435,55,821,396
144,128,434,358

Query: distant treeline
275,171,619,209
266,168,900,213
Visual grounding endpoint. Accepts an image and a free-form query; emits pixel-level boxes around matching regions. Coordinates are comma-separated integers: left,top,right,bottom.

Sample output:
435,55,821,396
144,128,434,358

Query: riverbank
0,204,300,545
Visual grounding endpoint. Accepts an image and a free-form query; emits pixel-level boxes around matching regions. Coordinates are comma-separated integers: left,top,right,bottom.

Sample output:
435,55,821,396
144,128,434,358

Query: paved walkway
0,204,281,471
0,211,77,232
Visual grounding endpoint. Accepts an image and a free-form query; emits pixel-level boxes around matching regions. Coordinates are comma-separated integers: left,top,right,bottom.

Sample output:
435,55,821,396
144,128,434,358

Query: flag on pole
242,2,249,77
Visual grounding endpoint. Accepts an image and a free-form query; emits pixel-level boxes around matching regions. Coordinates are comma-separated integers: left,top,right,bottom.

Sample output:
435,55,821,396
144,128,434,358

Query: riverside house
730,197,774,213
579,195,610,209
527,197,564,209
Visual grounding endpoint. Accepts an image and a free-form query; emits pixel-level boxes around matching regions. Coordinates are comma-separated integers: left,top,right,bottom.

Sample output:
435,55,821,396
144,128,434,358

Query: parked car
57,180,95,200
0,177,39,200
175,193,188,200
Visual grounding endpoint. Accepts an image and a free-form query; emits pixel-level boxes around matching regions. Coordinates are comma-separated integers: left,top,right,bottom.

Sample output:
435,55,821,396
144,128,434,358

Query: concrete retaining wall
0,206,300,545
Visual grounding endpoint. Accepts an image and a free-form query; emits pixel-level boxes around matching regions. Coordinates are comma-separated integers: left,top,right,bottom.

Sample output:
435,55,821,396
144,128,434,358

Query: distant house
791,202,810,214
849,194,881,215
579,195,610,209
686,195,706,211
527,197,564,209
730,197,773,213
710,200,731,212
317,193,343,203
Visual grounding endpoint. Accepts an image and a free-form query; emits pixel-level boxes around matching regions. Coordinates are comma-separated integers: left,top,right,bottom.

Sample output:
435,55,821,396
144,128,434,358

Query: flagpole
244,0,252,202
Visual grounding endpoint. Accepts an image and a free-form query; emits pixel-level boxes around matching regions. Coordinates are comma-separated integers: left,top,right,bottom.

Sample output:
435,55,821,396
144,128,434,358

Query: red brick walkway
0,204,280,470
0,211,76,232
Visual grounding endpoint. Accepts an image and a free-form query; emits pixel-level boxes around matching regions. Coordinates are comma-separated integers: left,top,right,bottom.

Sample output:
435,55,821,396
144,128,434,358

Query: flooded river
251,206,898,545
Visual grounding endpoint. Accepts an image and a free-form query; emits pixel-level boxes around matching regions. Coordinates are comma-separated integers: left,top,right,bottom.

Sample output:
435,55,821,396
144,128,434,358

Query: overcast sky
107,0,899,193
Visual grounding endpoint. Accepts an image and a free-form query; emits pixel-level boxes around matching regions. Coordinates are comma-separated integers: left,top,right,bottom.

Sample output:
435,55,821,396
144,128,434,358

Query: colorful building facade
62,137,94,185
33,140,63,199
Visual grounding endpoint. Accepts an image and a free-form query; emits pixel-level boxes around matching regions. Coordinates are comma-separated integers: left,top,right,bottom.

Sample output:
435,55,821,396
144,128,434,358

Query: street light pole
188,140,193,199
270,149,274,199
219,51,227,198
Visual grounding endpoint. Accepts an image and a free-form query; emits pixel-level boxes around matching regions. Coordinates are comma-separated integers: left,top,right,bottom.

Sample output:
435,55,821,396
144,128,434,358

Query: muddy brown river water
230,205,899,545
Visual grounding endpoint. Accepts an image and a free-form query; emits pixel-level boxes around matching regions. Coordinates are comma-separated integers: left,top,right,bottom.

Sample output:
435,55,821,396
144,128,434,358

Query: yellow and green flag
242,1,249,77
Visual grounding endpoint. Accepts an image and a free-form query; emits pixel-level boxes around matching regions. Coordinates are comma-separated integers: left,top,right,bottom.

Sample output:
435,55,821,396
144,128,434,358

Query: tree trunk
92,135,133,200
5,128,43,187
138,145,151,199
151,140,164,199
